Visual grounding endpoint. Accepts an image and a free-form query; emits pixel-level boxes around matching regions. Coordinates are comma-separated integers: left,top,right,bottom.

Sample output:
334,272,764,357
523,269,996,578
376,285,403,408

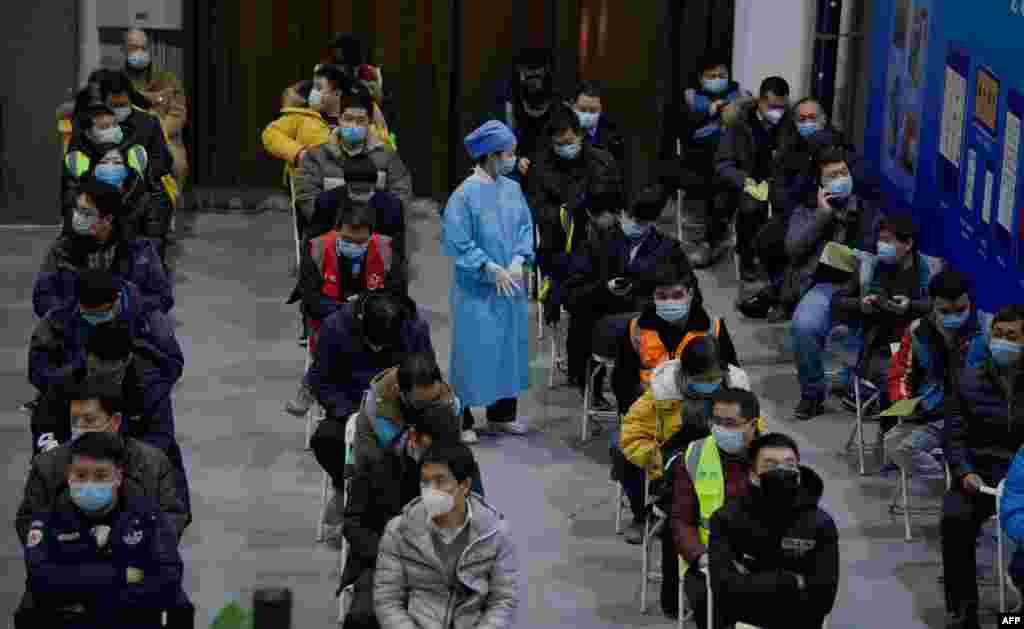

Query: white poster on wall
1000,110,1022,231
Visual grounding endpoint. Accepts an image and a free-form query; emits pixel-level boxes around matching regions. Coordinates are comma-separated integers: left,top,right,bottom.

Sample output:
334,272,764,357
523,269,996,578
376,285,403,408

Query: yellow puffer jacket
262,107,332,165
620,360,757,480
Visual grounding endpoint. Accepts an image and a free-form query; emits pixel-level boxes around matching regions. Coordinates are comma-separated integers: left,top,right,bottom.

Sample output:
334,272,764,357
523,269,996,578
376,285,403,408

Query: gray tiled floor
0,202,1008,627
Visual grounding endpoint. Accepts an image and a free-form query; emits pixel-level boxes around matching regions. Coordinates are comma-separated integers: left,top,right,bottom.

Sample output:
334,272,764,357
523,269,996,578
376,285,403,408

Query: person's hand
817,186,834,212
861,295,881,314
92,524,111,548
709,100,723,116
788,571,807,590
508,257,525,286
486,262,518,297
517,157,531,175
126,567,145,584
961,473,983,495
698,553,710,569
607,277,632,297
295,147,308,166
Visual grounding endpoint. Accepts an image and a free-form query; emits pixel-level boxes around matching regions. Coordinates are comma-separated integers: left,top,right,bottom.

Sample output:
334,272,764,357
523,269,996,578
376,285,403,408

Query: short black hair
314,64,350,92
697,53,730,75
360,291,407,345
65,374,125,417
293,80,314,101
397,353,444,393
590,186,625,215
339,84,375,116
78,177,127,217
74,83,114,128
793,96,825,118
653,251,696,289
629,184,667,222
749,432,801,464
712,388,760,420
421,442,478,485
994,304,1024,326
759,76,790,98
70,431,125,466
94,69,135,98
408,404,461,446
573,80,603,102
929,270,971,302
515,47,552,69
338,199,375,230
85,323,134,362
879,213,918,243
547,104,582,138
679,334,721,376
815,145,849,176
331,34,365,67
77,270,120,308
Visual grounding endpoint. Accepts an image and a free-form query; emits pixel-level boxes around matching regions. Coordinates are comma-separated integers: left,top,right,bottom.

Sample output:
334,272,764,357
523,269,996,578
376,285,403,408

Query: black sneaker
737,289,777,319
19,398,39,414
794,397,825,421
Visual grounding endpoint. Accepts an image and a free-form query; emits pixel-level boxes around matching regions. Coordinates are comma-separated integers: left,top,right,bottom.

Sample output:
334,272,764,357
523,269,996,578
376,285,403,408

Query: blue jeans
792,283,840,400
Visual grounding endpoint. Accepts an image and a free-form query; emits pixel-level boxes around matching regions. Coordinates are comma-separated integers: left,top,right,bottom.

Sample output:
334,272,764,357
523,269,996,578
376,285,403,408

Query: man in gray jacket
375,442,519,629
293,84,412,242
14,375,189,543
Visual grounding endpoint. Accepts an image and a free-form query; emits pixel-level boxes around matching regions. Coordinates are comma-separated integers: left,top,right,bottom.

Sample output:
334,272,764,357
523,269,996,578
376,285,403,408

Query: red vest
308,231,392,351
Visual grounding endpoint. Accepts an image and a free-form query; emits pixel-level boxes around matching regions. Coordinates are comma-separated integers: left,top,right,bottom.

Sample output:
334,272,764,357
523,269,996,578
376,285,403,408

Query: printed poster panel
939,49,969,197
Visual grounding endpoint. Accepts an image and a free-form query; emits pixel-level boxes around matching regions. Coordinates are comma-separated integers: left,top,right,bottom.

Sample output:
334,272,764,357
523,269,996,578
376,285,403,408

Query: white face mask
421,487,455,518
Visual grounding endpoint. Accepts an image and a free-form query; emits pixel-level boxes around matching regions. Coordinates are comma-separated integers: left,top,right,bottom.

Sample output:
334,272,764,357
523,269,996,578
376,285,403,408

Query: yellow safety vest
678,436,725,577
538,205,574,303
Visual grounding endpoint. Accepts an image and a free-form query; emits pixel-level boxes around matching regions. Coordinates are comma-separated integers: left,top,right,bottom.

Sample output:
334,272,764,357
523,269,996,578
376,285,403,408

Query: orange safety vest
629,316,722,385
308,231,392,352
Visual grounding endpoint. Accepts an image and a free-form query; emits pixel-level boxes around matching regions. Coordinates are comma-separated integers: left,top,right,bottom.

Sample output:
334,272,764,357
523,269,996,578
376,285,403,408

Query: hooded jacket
715,100,784,191
307,295,434,421
261,107,332,166
33,236,173,319
708,465,839,627
374,494,519,629
620,360,753,480
15,436,188,543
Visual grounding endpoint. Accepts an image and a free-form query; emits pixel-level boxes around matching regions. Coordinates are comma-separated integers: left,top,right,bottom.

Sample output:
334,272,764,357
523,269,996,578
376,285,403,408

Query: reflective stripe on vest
65,151,91,179
630,317,722,384
681,436,725,576
538,206,574,304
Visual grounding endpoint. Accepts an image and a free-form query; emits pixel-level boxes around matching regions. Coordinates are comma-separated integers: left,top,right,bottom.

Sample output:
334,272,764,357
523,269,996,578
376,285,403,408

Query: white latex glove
92,524,111,548
486,262,518,297
508,256,525,282
698,553,710,569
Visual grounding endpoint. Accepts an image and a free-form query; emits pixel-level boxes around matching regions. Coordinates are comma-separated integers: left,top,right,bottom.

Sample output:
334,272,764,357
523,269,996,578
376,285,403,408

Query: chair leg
316,470,328,542
676,189,684,243
581,358,594,442
678,574,685,629
855,376,867,476
901,467,913,542
537,300,544,341
614,481,625,534
640,518,651,613
999,522,1007,613
706,570,714,629
548,335,557,389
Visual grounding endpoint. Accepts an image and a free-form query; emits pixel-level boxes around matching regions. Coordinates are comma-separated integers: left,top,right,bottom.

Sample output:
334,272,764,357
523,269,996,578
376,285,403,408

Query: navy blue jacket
308,296,435,420
33,236,173,319
23,491,185,626
946,341,1024,480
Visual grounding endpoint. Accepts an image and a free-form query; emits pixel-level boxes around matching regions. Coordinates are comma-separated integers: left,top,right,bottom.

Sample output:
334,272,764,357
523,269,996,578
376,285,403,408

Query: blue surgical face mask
339,125,367,146
497,155,517,177
687,380,722,396
555,142,582,160
126,51,150,70
575,110,600,130
82,306,116,326
308,88,324,108
876,241,900,264
620,215,649,240
91,125,124,146
70,481,117,512
991,338,1024,367
337,239,368,260
797,120,823,138
72,210,99,236
702,78,729,94
824,175,853,199
373,416,402,447
941,310,969,330
655,298,690,322
112,106,132,123
711,425,746,455
95,163,129,188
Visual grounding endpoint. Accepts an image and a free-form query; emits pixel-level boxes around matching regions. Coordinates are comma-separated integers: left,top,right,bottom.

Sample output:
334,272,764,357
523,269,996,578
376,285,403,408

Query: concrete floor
0,200,1012,627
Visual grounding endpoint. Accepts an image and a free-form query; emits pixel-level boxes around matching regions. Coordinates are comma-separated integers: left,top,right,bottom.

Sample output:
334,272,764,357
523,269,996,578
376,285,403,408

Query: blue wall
865,0,1024,312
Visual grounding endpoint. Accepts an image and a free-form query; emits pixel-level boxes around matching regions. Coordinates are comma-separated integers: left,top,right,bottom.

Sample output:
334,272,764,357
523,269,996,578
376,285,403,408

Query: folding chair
581,353,617,442
839,365,883,476
640,474,667,613
613,479,628,534
547,308,568,389
887,417,942,542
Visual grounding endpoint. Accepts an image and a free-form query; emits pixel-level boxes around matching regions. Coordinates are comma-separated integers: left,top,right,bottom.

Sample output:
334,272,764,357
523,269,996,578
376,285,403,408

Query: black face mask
758,466,801,505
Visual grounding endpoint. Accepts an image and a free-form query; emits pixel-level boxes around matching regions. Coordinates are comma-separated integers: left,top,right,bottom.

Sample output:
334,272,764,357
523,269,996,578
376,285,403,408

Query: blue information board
865,0,1024,312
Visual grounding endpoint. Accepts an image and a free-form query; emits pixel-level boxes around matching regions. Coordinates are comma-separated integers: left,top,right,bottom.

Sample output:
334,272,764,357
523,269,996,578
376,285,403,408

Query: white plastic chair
979,480,1019,614
887,416,942,542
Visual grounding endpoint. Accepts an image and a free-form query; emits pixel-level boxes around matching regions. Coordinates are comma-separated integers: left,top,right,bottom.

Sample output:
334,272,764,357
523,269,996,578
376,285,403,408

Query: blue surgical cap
464,120,516,160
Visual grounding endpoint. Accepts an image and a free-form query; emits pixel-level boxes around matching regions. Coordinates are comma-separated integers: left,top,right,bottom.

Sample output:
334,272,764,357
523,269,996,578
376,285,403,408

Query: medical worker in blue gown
442,120,535,435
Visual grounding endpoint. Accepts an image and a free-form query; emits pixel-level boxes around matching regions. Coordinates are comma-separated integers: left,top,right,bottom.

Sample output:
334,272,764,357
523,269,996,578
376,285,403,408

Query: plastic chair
887,417,942,542
674,140,685,243
839,366,883,476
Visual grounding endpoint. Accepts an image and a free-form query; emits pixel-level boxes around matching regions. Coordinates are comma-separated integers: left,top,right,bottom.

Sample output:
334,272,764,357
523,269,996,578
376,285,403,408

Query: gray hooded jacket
374,494,519,629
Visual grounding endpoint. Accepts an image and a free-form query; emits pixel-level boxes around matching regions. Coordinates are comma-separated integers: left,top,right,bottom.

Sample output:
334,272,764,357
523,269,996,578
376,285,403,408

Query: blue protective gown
442,167,535,406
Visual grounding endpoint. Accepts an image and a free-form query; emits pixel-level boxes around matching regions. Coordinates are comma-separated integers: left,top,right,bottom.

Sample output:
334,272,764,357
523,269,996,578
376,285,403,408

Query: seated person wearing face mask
571,81,626,165
35,177,172,320
715,76,790,283
496,47,558,180
831,214,932,422
262,75,333,186
885,271,983,480
670,388,765,626
612,261,738,416
17,375,189,545
672,54,753,269
294,84,412,242
785,146,881,420
308,291,434,520
375,443,519,629
703,432,839,629
341,359,483,629
15,432,193,629
564,184,689,400
527,104,624,324
942,305,1024,629
285,196,406,417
